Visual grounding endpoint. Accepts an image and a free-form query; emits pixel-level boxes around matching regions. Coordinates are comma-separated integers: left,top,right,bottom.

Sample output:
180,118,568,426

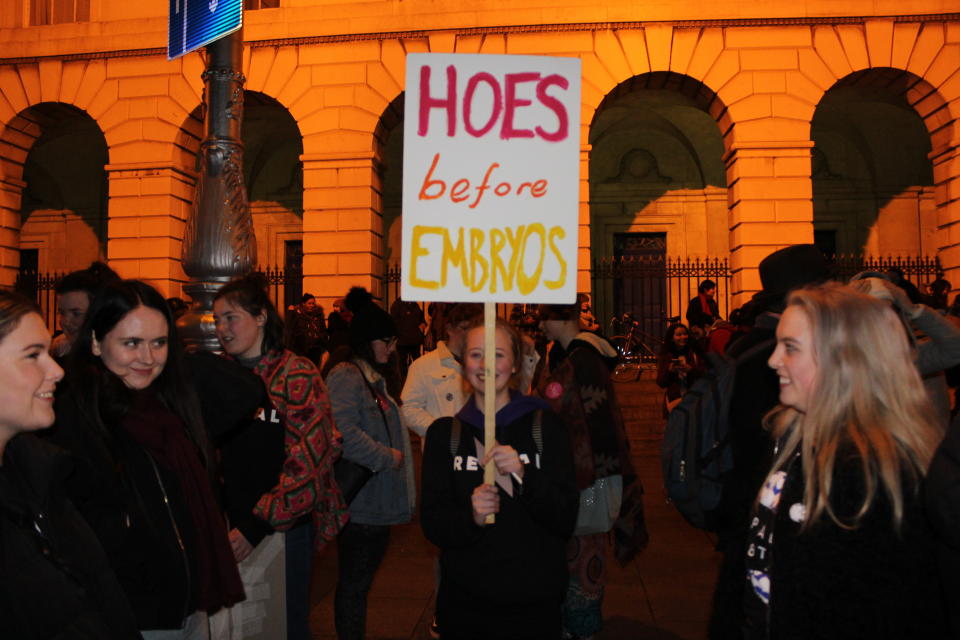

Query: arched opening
16,102,108,275
811,68,935,259
589,72,728,335
375,93,404,307
176,92,304,309
243,91,305,309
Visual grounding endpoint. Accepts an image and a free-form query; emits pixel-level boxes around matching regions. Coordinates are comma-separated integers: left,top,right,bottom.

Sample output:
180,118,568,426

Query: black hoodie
420,392,578,638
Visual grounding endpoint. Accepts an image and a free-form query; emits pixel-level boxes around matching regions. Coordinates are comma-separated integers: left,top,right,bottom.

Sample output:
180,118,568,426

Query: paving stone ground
309,373,722,639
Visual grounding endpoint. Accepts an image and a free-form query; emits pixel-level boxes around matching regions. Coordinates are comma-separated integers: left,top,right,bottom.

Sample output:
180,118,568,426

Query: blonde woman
743,283,946,639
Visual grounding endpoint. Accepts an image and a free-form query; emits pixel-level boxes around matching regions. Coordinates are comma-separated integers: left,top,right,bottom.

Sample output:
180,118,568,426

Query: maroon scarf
120,390,244,613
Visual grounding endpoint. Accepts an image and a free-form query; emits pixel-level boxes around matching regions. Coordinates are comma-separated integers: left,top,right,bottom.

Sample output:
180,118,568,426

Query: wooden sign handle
483,301,496,525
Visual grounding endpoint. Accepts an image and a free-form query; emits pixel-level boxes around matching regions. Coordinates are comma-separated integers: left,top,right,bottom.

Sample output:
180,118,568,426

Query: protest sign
402,54,581,517
402,53,581,304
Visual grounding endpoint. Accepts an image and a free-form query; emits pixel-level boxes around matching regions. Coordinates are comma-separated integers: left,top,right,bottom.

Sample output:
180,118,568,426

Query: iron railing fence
16,265,302,334
590,253,944,347
15,254,944,336
591,255,733,345
261,264,303,313
829,254,943,283
383,262,512,320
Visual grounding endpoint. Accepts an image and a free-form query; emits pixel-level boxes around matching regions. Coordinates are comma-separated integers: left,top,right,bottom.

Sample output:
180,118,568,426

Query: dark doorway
613,232,667,340
15,248,39,299
284,240,303,311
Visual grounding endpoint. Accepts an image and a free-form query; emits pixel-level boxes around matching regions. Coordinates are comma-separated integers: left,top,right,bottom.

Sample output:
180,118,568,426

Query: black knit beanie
751,244,830,313
344,287,397,344
759,244,829,297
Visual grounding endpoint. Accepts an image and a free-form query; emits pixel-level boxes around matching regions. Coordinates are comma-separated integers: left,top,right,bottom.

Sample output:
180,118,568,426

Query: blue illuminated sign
168,0,243,60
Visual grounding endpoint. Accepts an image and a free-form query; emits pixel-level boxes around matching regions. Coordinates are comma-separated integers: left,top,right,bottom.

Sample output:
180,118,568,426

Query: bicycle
608,313,664,383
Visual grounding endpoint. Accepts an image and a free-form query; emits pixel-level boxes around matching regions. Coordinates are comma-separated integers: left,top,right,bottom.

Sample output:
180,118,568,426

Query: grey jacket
913,305,960,428
326,359,414,525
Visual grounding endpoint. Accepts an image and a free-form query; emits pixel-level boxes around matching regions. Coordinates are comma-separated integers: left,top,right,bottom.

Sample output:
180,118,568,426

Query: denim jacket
326,359,414,525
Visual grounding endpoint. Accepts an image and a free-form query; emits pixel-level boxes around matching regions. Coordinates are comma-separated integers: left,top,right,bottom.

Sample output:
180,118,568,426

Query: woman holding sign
420,317,579,639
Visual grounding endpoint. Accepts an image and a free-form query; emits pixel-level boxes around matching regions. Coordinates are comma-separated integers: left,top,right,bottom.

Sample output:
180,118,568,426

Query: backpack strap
451,410,542,458
450,417,461,458
531,409,543,453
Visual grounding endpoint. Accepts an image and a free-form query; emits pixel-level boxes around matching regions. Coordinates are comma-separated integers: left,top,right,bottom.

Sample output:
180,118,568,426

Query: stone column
0,174,25,287
0,116,38,287
724,140,814,306
931,138,960,287
578,144,592,294
301,150,383,302
105,162,195,293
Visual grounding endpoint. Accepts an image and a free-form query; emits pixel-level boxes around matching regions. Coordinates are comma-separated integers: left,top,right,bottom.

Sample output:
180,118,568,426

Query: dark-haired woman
656,323,704,416
0,290,141,639
323,287,414,640
213,274,347,640
47,279,244,639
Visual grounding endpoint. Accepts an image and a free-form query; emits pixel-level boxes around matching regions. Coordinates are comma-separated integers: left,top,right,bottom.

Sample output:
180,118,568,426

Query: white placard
402,53,581,303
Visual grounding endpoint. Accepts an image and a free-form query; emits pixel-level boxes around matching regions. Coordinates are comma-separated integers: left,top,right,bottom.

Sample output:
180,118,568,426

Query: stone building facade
0,1,958,319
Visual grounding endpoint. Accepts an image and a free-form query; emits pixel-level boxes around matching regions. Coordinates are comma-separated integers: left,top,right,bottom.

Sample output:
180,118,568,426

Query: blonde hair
765,283,943,531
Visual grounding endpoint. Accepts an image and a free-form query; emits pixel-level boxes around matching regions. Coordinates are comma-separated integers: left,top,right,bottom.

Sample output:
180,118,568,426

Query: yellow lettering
469,228,489,292
490,229,506,293
504,226,524,291
410,226,441,289
442,227,469,288
517,223,546,295
544,226,567,290
411,223,568,296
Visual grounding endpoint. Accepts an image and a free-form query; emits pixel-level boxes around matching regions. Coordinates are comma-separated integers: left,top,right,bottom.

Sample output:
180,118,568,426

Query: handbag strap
348,362,393,448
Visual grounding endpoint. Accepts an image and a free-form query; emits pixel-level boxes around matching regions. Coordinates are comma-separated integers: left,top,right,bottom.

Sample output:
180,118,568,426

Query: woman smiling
743,284,946,639
420,317,578,639
48,280,243,639
0,290,140,639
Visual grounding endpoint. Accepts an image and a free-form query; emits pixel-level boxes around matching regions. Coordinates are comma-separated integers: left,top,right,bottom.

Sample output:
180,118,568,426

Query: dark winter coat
686,293,720,329
288,306,327,359
45,390,204,630
708,315,780,640
0,434,141,639
745,451,946,639
718,315,780,539
925,417,960,636
390,299,425,347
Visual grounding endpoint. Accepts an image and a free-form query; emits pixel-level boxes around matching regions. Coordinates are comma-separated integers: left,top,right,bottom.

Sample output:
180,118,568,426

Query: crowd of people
2,246,960,639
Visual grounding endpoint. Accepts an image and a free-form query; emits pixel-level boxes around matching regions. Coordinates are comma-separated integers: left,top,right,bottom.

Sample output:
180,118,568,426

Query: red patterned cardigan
251,348,349,547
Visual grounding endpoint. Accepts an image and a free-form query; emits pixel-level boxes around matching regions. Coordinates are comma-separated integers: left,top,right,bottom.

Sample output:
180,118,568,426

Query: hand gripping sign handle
483,302,497,525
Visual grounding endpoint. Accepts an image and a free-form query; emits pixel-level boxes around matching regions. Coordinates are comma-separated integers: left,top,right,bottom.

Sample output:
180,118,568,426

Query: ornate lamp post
178,29,256,352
